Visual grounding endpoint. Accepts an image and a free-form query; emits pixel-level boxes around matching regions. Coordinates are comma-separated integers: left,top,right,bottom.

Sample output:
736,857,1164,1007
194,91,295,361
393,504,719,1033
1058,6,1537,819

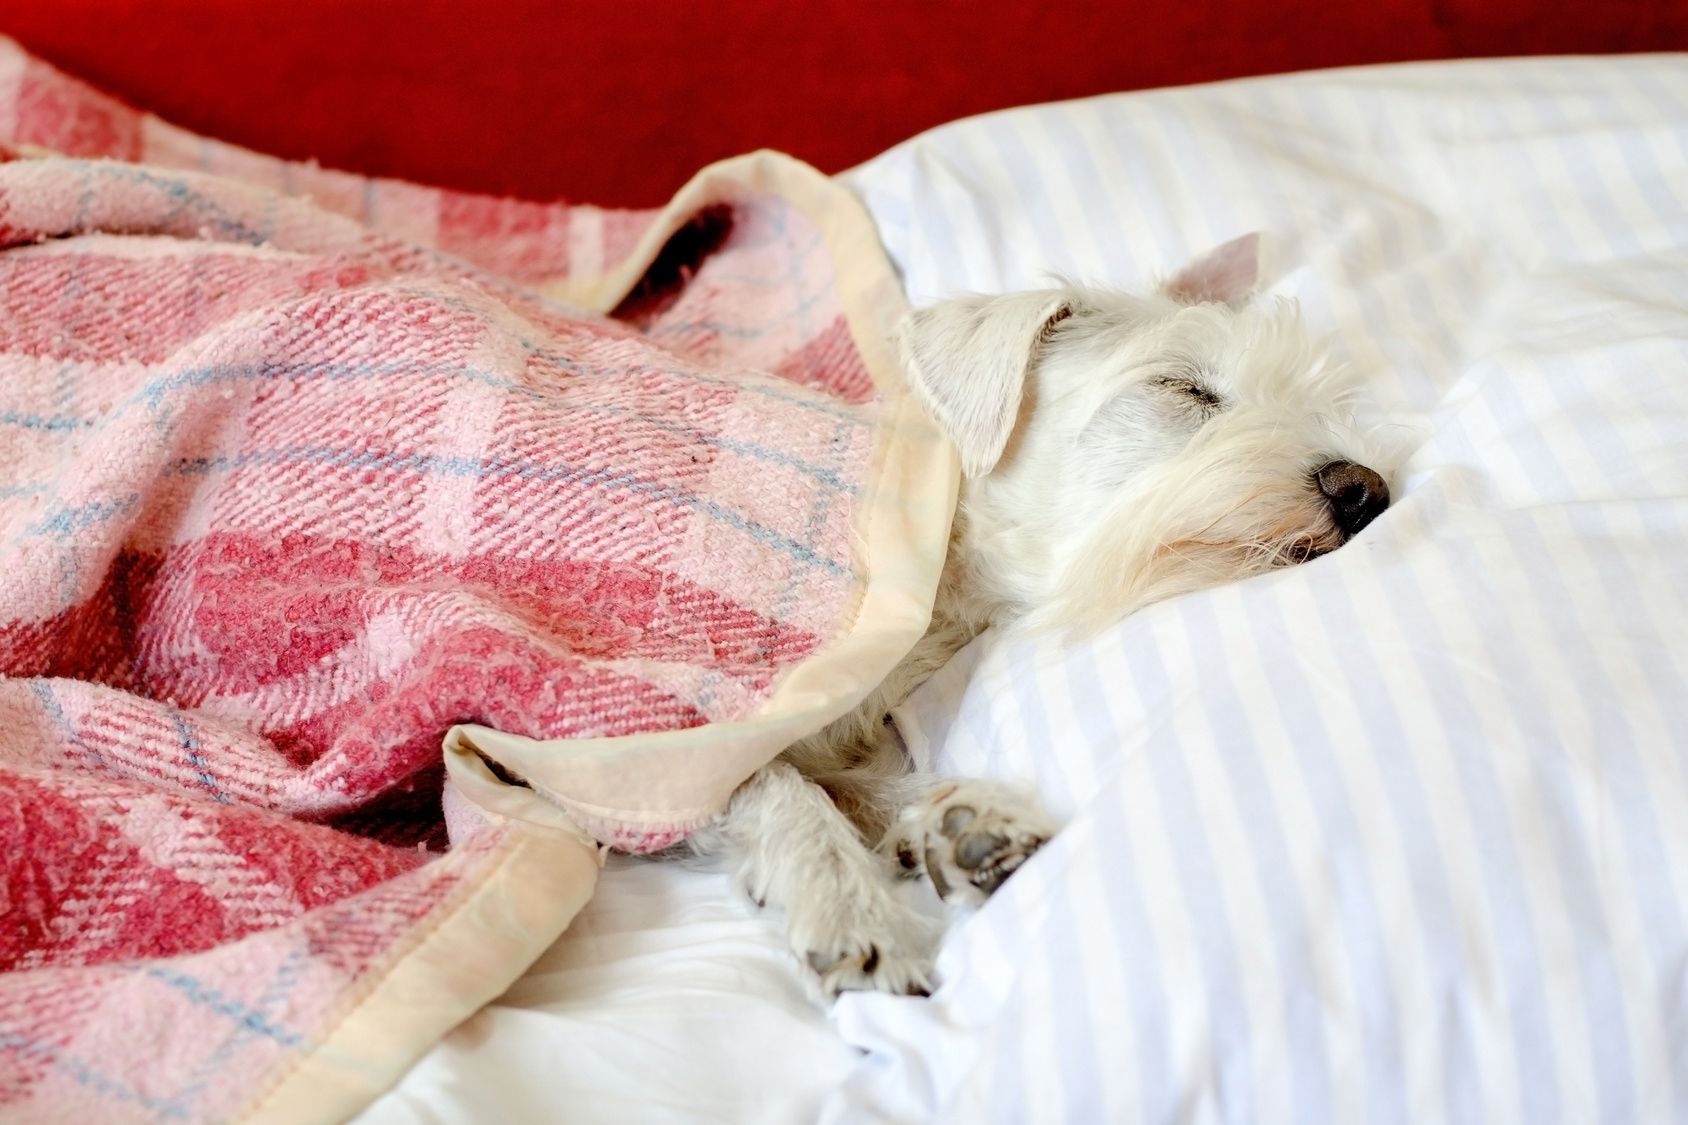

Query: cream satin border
7,70,948,1121
446,150,958,837
241,151,954,1123
240,753,603,1124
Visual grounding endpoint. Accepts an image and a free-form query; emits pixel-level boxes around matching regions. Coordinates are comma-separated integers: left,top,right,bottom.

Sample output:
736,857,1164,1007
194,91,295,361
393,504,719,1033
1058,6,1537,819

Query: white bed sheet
360,852,859,1123
365,54,1688,1124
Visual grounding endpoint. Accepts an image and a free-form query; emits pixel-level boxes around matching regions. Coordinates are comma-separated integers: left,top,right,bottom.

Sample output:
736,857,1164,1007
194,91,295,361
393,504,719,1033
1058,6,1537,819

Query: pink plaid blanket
0,42,952,1123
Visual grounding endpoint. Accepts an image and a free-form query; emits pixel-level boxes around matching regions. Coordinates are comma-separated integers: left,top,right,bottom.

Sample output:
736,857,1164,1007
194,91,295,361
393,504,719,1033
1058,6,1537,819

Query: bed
352,53,1688,1124
0,37,1682,1124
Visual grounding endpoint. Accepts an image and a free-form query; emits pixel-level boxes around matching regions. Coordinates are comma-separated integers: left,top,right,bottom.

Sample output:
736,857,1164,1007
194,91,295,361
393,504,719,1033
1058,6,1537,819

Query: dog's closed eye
1151,374,1226,413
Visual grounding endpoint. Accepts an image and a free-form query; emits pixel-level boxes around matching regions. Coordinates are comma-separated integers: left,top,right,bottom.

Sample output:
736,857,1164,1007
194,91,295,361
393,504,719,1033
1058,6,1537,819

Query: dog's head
899,233,1391,630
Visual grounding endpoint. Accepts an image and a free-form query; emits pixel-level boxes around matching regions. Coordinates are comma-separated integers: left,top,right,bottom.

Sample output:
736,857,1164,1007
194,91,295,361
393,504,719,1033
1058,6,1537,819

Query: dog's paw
890,779,1055,907
785,885,937,999
801,933,933,998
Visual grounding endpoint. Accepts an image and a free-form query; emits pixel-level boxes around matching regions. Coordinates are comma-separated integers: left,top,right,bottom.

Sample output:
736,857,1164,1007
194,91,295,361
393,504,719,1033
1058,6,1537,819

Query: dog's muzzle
1314,460,1390,537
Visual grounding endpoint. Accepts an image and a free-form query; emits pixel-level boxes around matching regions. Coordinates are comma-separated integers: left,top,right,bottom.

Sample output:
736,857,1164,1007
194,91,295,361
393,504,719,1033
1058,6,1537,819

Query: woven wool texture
0,41,937,1122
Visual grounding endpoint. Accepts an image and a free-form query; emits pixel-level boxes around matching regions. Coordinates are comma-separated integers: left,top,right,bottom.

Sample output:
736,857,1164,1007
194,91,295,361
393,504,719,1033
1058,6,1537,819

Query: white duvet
365,54,1688,1124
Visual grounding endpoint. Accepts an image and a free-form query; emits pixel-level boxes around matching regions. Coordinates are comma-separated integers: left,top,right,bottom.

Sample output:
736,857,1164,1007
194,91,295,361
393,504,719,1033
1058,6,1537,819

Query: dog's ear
897,291,1071,478
1163,232,1261,307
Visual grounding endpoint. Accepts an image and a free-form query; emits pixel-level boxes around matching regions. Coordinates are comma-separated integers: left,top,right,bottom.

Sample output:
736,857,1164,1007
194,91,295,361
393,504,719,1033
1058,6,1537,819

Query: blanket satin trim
445,150,958,845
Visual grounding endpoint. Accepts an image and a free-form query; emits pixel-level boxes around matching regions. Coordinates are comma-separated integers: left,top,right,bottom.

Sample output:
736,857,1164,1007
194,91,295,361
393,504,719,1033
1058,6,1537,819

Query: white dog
690,234,1390,997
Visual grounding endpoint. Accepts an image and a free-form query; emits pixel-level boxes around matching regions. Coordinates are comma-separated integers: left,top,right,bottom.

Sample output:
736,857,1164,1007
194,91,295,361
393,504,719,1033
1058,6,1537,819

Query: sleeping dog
691,234,1391,997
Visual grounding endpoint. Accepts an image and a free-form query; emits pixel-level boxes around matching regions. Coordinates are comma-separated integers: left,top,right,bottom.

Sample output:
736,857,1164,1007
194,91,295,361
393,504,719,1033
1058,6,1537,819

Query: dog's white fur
689,235,1389,998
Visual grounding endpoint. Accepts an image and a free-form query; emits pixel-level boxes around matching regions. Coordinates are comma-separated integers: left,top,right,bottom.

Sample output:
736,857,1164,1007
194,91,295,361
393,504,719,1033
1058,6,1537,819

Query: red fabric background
2,0,1683,206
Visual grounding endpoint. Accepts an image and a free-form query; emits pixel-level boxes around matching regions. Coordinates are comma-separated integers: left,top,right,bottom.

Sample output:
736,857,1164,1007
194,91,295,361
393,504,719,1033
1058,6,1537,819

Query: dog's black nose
1315,460,1390,537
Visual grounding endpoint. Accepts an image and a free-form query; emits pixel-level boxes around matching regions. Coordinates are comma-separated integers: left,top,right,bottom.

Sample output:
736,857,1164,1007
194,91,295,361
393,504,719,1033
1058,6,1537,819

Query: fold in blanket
0,41,953,1123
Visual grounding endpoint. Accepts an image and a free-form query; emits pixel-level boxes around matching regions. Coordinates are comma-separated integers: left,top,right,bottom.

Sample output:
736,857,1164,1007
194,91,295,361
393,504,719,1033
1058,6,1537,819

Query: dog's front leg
693,760,937,998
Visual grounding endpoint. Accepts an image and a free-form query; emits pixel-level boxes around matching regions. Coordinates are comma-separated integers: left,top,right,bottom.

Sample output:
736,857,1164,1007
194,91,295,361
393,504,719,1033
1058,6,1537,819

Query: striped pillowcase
834,55,1688,1125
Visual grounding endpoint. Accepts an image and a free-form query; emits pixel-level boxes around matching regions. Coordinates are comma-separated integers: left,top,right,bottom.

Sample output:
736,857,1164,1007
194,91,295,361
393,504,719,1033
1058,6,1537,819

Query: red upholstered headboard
2,0,1683,206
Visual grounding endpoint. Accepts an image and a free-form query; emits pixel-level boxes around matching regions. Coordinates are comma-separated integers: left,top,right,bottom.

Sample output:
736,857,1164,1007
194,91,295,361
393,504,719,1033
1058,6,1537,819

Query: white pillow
834,55,1688,1125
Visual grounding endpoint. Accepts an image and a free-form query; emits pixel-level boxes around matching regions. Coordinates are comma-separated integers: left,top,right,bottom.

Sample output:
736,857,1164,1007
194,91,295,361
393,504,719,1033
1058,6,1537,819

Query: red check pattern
0,42,888,1122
